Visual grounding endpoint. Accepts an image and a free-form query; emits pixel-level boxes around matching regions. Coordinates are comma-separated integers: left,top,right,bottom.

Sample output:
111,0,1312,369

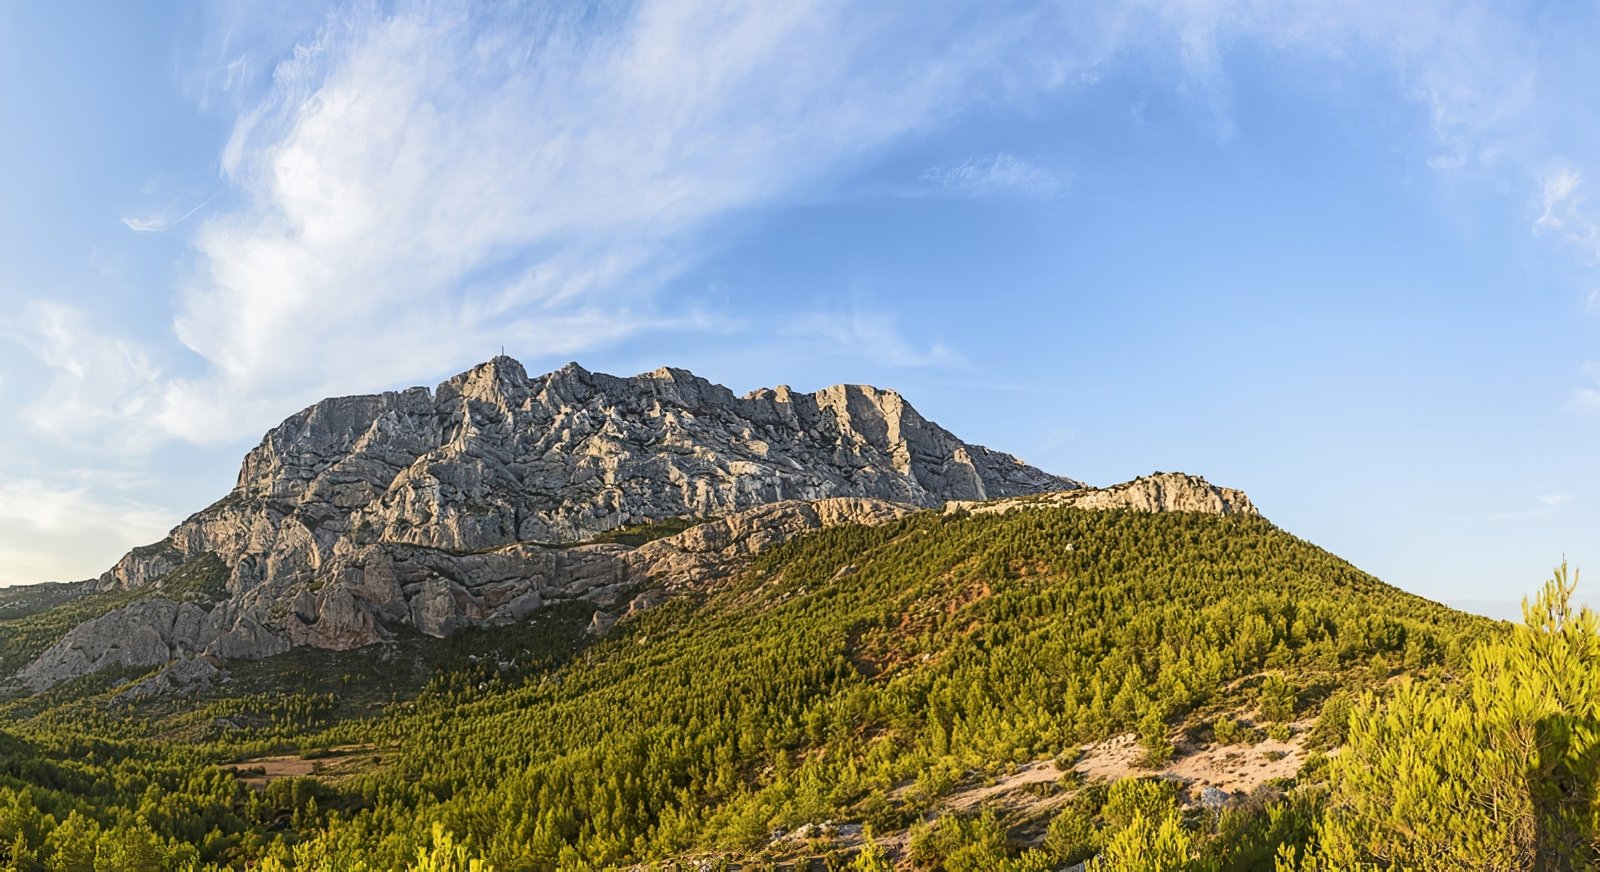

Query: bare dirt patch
223,744,380,787
924,717,1318,823
739,719,1321,868
942,760,1071,816
1073,719,1317,798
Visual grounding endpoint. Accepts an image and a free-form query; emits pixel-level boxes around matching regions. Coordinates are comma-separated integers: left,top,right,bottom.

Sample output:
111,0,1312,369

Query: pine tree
850,825,891,872
1088,809,1194,871
1297,563,1600,868
409,824,495,872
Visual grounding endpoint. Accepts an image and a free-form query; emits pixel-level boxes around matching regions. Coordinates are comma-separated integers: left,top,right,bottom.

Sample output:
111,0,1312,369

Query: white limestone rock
942,472,1257,518
21,361,1265,691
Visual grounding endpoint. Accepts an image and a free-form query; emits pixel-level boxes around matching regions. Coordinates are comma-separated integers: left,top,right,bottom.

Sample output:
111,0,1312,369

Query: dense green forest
0,507,1591,869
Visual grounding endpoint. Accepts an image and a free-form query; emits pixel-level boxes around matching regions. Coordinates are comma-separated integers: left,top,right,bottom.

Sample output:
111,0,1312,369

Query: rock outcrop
97,540,184,591
17,599,211,691
942,472,1257,518
109,656,224,705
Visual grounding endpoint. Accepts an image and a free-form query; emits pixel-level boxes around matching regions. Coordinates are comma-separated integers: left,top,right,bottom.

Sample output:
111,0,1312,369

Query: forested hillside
2,506,1590,869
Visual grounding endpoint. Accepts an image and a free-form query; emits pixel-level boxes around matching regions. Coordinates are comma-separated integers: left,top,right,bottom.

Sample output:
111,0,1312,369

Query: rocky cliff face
13,359,1260,694
20,496,916,691
19,359,1079,690
99,357,1074,595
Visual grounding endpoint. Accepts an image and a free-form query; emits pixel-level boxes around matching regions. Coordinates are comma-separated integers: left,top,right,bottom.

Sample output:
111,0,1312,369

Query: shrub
1257,674,1296,723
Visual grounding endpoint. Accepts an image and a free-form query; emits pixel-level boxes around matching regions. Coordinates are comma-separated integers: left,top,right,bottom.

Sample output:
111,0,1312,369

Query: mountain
3,358,1559,870
11,358,1092,690
0,489,1491,870
3,358,1592,870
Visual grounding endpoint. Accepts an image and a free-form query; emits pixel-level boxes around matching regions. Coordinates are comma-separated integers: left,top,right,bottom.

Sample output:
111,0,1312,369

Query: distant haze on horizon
1,1,1597,609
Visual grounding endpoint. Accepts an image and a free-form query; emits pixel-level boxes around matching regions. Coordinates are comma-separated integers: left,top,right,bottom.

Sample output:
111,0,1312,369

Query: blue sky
1,2,1597,614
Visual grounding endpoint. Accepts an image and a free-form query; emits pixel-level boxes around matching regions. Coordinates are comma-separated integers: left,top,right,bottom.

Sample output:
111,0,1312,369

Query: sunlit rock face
103,357,1076,594
20,358,1076,685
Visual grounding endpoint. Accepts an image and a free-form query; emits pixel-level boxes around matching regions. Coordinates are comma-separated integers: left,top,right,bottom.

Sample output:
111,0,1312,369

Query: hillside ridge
8,359,1264,695
12,359,1103,690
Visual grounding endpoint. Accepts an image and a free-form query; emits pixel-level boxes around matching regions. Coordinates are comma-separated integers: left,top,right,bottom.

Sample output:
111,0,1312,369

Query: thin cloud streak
120,195,216,234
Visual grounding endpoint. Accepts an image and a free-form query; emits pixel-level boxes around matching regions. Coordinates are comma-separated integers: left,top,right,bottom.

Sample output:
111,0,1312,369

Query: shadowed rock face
22,496,918,690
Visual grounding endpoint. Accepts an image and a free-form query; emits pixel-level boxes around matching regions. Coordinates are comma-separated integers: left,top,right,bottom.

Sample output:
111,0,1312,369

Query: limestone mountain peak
78,357,1078,646
11,358,1254,692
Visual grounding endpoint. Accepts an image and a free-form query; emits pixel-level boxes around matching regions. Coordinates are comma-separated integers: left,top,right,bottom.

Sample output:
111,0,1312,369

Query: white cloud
19,0,1600,448
921,154,1066,201
1536,163,1600,260
6,302,164,450
147,1,1082,444
1572,390,1600,415
0,479,177,585
1537,165,1584,228
1539,494,1575,507
121,216,172,233
1535,171,1600,410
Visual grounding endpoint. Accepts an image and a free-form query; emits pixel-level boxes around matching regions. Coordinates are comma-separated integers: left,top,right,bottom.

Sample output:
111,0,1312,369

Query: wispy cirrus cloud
783,305,965,369
921,154,1066,201
1536,164,1600,261
5,302,163,450
143,0,1081,444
